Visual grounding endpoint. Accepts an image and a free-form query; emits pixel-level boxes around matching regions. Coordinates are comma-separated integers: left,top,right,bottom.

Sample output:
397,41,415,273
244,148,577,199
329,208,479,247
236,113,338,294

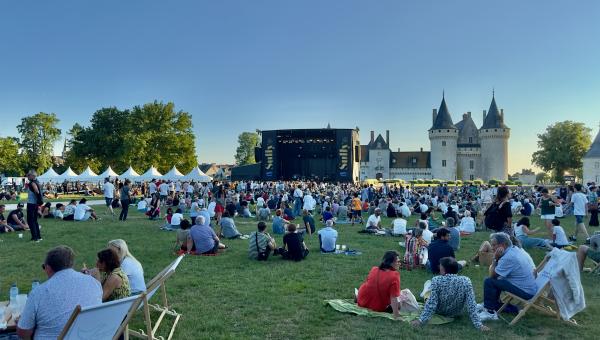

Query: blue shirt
190,225,217,253
448,227,460,251
322,211,334,222
318,227,338,252
198,210,211,227
495,246,538,296
272,216,286,234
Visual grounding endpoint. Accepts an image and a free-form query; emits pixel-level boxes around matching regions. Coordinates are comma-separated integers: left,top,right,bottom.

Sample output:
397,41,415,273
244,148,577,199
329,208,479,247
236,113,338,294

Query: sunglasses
41,263,46,270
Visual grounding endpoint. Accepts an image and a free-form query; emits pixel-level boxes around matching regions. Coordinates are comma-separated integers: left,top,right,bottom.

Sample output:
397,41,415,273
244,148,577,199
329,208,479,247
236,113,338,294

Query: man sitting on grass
188,216,226,255
412,257,489,331
365,208,384,234
577,234,600,271
427,228,466,274
7,203,29,231
0,204,15,233
248,221,277,261
74,198,98,221
318,219,338,253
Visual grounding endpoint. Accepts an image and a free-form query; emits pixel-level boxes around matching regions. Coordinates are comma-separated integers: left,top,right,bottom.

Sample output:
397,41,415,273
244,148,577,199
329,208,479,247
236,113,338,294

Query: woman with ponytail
357,251,401,318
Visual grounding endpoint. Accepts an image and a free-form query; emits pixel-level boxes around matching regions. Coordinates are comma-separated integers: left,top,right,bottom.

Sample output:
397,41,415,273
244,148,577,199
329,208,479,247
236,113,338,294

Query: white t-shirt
553,225,569,246
159,183,169,195
103,182,115,199
256,197,265,208
399,204,411,218
149,183,157,195
458,217,476,233
121,257,146,294
392,218,407,235
419,204,429,214
422,228,433,244
366,214,381,229
137,200,147,211
207,201,216,217
171,212,183,226
74,204,90,221
571,192,588,216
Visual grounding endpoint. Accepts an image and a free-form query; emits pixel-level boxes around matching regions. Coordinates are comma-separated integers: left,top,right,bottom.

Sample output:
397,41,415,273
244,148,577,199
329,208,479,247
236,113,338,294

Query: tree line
0,101,197,177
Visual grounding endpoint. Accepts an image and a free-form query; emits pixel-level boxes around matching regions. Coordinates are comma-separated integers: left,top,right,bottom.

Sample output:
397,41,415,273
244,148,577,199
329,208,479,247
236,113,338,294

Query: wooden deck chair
128,256,184,340
497,256,571,325
58,294,144,340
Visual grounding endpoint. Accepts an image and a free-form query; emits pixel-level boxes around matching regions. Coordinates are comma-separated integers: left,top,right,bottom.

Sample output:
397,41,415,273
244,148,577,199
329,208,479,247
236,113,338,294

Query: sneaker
476,303,485,312
569,235,577,242
478,310,498,321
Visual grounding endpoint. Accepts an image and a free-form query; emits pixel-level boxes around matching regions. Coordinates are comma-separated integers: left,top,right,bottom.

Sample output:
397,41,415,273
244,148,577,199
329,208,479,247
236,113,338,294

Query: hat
17,203,24,208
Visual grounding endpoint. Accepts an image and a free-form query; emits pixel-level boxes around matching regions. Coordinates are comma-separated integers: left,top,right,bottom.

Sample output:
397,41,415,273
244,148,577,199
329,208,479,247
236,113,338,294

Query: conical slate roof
431,97,456,130
481,96,508,129
585,129,600,158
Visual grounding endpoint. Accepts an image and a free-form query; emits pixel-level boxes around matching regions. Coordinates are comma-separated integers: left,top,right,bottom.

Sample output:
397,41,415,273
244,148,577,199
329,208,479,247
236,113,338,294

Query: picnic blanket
324,299,453,324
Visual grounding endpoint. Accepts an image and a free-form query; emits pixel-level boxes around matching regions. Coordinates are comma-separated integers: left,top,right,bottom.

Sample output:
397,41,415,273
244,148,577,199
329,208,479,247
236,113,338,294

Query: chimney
370,131,374,143
420,147,423,152
467,111,471,118
432,109,437,124
483,110,487,122
462,113,468,120
500,109,504,122
397,147,400,152
386,130,390,145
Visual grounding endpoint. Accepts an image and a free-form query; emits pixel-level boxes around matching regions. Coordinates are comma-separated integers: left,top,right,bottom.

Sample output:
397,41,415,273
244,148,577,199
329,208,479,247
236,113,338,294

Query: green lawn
1,209,598,339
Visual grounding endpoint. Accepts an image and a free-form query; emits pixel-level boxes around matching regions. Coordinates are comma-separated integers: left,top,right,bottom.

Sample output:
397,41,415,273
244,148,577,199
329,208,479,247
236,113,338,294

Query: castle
359,95,510,182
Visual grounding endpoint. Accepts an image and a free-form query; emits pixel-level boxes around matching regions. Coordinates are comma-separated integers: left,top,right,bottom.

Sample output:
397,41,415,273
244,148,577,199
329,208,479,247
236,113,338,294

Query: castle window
469,137,473,143
470,174,474,180
596,162,600,169
494,129,497,132
442,160,447,167
470,160,474,169
442,141,446,146
412,157,417,164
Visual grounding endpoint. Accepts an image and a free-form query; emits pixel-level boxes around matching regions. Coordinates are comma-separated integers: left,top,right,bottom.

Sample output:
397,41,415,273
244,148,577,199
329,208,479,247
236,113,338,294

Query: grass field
1,208,599,339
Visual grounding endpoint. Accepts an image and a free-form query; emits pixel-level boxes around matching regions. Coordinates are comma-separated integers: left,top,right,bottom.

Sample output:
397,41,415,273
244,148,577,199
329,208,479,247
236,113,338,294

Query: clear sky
1,0,599,174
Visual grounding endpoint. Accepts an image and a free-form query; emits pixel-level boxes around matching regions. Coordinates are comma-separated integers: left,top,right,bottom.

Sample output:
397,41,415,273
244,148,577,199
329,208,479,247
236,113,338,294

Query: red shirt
357,267,401,312
215,203,224,213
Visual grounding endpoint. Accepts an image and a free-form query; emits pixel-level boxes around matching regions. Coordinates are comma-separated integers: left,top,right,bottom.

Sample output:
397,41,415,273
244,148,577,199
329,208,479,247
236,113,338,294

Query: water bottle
31,280,40,292
9,283,18,305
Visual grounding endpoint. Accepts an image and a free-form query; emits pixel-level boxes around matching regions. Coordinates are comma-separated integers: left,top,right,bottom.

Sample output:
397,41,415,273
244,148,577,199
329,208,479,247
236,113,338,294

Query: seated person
74,198,98,221
391,216,408,236
446,217,461,251
302,209,316,235
386,202,398,218
458,210,476,234
412,257,488,331
0,204,15,233
283,203,295,220
168,208,184,230
147,196,160,220
336,204,349,222
404,228,428,269
398,201,411,218
520,199,533,216
240,200,252,217
248,221,277,261
137,199,148,213
108,239,146,295
89,248,131,302
414,212,429,229
161,207,173,229
17,246,102,339
357,251,401,318
62,200,77,221
365,208,383,232
318,219,338,253
577,234,600,271
7,203,29,230
478,232,538,321
188,216,226,254
53,203,65,219
189,199,201,222
278,223,309,261
419,221,433,244
174,219,192,253
257,206,271,221
272,209,290,234
322,206,334,223
551,218,569,248
443,206,459,223
515,216,551,249
427,228,462,274
41,202,53,218
219,211,245,239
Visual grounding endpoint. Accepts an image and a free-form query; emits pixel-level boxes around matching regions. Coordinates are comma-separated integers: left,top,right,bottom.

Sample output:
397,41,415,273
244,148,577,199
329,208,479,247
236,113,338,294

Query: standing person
103,177,115,217
119,179,132,221
159,180,169,207
26,170,43,242
485,186,513,235
351,193,363,225
570,183,589,242
293,185,303,217
539,188,559,238
588,186,599,227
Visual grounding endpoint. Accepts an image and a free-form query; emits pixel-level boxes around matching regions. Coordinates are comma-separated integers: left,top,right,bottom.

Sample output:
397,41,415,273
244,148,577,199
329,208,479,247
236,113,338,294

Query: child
174,219,192,254
551,218,569,248
161,207,173,230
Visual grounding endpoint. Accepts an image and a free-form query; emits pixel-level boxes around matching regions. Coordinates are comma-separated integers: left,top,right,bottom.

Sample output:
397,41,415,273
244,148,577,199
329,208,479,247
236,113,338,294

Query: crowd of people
4,170,599,336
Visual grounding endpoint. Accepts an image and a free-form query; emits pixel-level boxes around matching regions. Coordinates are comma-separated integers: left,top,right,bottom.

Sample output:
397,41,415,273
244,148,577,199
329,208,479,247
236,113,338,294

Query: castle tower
429,95,458,181
455,112,481,181
479,94,510,181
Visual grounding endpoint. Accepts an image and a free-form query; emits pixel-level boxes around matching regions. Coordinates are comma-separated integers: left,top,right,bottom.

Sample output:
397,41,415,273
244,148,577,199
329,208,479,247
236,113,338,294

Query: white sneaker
478,310,499,321
476,303,485,311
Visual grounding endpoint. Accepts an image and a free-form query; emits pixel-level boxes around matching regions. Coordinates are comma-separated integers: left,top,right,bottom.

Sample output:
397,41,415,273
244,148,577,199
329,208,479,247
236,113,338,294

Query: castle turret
429,95,458,181
479,94,510,181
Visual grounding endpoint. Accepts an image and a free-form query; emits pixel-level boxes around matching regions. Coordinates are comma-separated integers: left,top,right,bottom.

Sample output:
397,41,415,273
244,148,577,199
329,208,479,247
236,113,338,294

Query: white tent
162,166,184,181
98,166,119,179
77,166,99,182
119,166,140,180
183,167,212,182
37,168,60,183
56,167,79,181
137,166,163,181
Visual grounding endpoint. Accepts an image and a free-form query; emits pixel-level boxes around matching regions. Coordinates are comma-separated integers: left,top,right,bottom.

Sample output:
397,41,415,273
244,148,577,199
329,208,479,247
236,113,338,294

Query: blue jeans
517,235,550,249
293,197,302,216
483,277,534,311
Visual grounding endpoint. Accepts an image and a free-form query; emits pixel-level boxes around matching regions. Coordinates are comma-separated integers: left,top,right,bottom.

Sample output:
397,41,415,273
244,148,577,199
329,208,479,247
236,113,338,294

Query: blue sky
1,0,599,173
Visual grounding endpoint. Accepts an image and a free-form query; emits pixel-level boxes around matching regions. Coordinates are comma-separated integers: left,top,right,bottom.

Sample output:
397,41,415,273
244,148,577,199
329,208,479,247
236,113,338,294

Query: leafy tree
17,112,61,173
532,121,592,183
536,172,550,184
234,132,259,166
0,137,23,176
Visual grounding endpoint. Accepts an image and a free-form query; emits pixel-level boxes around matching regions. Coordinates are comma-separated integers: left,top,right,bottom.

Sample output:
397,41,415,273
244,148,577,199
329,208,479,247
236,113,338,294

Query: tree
532,121,592,183
0,137,23,176
536,172,550,184
235,132,258,166
17,112,61,173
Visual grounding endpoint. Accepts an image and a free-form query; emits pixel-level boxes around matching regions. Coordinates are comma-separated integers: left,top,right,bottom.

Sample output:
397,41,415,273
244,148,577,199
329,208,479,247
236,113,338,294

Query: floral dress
101,267,131,301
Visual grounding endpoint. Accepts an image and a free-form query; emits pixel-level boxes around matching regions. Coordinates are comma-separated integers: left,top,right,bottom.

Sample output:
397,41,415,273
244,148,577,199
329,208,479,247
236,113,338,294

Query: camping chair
497,256,576,326
58,294,145,340
128,255,185,340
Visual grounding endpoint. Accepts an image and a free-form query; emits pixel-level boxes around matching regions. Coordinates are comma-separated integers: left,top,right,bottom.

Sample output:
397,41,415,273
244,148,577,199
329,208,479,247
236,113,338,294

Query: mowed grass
1,208,599,340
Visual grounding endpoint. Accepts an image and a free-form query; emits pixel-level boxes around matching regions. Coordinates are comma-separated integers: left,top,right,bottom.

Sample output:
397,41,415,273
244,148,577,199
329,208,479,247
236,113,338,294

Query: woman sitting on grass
219,211,247,239
404,228,428,269
41,202,53,218
514,217,551,249
357,251,401,319
146,196,160,220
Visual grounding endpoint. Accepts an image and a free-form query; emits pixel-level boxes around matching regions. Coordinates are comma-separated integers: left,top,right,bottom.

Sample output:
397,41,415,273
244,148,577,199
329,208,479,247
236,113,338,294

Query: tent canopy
77,166,99,182
98,166,119,179
56,167,79,181
37,168,60,183
162,166,184,181
119,166,140,180
183,167,212,182
137,166,163,181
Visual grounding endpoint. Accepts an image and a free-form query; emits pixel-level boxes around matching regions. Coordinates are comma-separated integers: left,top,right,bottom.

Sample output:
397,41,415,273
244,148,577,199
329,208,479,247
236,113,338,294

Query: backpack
484,203,504,231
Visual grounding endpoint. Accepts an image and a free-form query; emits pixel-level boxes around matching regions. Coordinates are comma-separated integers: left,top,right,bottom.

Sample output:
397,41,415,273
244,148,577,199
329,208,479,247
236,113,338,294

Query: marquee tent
56,167,79,181
137,166,163,181
183,167,212,182
162,166,184,181
77,166,99,182
37,168,60,183
98,166,119,179
119,166,141,180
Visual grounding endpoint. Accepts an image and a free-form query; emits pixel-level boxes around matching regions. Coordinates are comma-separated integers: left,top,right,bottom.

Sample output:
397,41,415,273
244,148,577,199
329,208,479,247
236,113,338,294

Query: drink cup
342,245,347,251
18,233,23,239
335,245,340,250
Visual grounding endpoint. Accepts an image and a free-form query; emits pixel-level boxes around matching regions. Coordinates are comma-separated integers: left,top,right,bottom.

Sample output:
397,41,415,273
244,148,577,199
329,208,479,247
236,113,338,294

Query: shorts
575,215,584,224
352,210,361,217
541,214,555,220
588,248,600,262
105,197,113,207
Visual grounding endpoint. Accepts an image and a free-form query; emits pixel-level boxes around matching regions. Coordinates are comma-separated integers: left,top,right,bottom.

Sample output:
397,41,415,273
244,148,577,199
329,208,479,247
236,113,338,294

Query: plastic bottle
9,283,18,305
31,280,40,292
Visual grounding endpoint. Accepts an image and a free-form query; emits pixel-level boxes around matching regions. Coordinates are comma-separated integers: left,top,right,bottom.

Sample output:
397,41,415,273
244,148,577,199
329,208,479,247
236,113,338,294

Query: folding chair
58,294,145,340
128,255,185,340
497,256,576,325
